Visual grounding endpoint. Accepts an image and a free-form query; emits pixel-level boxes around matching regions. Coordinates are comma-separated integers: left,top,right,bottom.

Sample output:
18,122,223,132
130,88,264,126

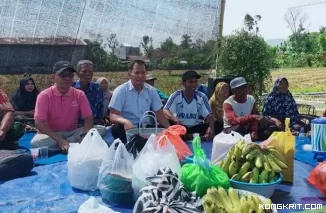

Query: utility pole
215,0,226,76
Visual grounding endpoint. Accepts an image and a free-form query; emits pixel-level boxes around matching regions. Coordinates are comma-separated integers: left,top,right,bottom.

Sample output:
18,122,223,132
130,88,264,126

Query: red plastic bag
307,162,326,196
157,125,192,161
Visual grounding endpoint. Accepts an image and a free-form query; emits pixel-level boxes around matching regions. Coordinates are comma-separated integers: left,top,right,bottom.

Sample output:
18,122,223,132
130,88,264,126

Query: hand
174,118,183,125
203,128,214,141
251,132,258,141
274,119,283,128
58,139,70,153
124,121,134,131
0,130,5,142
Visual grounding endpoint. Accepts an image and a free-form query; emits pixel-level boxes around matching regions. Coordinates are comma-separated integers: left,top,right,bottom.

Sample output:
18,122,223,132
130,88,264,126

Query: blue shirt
109,80,163,126
72,80,104,119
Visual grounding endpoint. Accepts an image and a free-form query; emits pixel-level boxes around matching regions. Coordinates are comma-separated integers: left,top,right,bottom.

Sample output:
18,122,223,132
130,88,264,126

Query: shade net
0,0,220,74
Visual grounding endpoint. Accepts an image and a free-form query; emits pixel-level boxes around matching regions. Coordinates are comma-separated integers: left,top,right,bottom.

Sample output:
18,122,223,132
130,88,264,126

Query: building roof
127,56,150,62
0,37,86,46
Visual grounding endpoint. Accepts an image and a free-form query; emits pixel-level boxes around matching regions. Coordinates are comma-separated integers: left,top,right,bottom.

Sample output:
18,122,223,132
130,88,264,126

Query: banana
228,188,241,208
267,145,276,150
258,169,269,183
240,197,251,213
217,187,235,212
255,154,264,169
203,194,216,213
241,171,252,182
249,178,257,183
222,156,231,173
267,157,282,172
242,143,259,156
268,149,287,164
252,194,261,210
236,139,246,149
209,188,224,207
246,149,262,160
262,154,272,172
247,195,258,211
228,161,238,177
219,160,225,168
267,153,288,169
238,161,251,176
234,145,242,162
227,145,236,158
252,167,259,181
268,171,275,182
231,174,240,181
249,161,255,170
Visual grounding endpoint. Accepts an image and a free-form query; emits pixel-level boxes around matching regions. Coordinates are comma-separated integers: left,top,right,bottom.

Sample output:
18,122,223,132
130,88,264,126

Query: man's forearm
110,114,130,126
207,115,216,132
83,116,93,133
0,111,14,133
35,121,63,142
163,109,177,121
155,110,170,128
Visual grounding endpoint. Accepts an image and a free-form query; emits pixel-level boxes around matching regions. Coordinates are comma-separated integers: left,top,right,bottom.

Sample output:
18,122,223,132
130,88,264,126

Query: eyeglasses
57,72,74,78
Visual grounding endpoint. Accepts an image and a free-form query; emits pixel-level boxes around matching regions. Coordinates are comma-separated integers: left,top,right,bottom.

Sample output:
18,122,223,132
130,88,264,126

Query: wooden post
215,0,226,76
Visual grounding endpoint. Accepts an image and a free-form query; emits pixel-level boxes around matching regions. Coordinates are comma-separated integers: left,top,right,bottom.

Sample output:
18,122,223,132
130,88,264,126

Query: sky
223,0,326,40
0,0,325,48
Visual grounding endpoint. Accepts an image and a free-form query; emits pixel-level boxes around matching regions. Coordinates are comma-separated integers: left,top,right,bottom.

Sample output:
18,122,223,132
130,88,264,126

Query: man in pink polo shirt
31,61,106,153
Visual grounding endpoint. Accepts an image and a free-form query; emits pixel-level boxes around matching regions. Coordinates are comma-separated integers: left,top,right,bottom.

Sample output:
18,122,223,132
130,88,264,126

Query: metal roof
0,37,86,46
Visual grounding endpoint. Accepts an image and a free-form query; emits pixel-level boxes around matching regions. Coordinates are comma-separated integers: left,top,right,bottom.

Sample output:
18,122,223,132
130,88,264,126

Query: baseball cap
230,77,247,89
182,70,201,81
53,61,76,74
146,74,157,81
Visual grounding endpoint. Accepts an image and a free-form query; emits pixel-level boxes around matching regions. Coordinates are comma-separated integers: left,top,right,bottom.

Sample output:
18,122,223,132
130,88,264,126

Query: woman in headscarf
96,77,113,118
262,77,301,130
209,82,230,134
11,77,39,119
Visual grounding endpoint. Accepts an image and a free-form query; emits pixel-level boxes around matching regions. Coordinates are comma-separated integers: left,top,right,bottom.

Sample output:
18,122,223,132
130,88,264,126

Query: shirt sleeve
249,103,259,134
96,86,104,118
108,86,124,112
0,89,13,112
34,92,48,121
223,103,256,126
151,88,163,112
79,92,93,118
156,88,169,100
163,92,178,114
200,94,212,118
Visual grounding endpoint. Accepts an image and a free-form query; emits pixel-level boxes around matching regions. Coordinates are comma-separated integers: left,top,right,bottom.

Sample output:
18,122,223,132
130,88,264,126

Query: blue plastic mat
1,140,324,213
18,129,113,165
294,137,318,167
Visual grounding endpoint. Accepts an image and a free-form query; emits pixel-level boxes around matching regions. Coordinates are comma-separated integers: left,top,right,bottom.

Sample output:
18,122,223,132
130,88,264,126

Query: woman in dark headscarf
11,77,39,119
262,77,301,130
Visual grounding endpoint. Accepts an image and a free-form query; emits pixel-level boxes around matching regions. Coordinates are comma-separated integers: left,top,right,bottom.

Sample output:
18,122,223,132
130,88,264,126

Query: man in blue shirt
145,74,169,104
72,60,104,125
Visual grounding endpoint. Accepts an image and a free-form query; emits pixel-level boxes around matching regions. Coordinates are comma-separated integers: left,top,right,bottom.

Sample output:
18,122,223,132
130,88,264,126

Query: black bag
0,150,34,181
125,134,147,159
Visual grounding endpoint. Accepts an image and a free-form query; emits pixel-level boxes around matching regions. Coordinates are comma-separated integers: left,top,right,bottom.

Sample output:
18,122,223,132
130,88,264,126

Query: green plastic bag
180,136,230,197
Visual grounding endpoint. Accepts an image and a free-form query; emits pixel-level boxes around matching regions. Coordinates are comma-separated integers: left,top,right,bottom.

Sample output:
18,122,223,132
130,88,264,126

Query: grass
1,67,326,98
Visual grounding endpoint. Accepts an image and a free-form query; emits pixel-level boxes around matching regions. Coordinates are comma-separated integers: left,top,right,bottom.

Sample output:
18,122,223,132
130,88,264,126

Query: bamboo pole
215,0,226,76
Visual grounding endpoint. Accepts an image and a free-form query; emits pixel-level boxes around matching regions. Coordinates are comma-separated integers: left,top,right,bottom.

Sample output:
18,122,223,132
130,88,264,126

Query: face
220,84,229,98
25,80,35,92
278,79,288,93
182,78,198,91
146,79,155,86
128,63,146,87
233,84,248,101
78,63,93,83
100,79,108,92
53,70,74,90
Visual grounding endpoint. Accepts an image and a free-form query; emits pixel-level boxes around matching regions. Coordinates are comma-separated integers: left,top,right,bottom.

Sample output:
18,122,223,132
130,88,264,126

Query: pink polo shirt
34,86,92,131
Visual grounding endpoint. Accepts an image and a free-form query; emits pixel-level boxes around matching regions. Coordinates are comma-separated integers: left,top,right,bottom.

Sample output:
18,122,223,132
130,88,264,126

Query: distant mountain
266,39,286,46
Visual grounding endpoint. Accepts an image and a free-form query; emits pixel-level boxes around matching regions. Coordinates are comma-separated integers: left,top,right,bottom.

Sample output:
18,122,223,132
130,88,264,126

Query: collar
52,85,73,96
127,80,150,91
74,80,93,91
181,90,197,102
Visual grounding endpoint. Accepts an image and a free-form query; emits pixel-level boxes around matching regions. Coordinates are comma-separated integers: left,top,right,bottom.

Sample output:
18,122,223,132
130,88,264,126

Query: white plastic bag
78,196,119,213
211,131,251,164
97,139,134,204
68,128,109,191
132,134,181,199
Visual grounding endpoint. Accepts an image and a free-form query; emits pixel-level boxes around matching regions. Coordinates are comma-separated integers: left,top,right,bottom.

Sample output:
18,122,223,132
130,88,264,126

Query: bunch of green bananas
218,140,288,183
203,186,273,213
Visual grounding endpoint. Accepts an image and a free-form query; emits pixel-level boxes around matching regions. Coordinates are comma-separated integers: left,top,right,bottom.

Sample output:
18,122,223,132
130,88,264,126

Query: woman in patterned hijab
262,77,300,129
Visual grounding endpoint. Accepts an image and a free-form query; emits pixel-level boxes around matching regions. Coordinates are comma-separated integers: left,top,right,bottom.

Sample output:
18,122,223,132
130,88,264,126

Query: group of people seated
0,58,310,153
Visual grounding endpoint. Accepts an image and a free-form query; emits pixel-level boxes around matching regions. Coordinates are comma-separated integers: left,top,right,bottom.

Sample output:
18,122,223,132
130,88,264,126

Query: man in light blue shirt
109,60,170,143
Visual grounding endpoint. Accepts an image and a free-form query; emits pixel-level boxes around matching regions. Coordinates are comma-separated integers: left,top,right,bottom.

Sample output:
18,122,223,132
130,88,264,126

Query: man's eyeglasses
57,72,74,78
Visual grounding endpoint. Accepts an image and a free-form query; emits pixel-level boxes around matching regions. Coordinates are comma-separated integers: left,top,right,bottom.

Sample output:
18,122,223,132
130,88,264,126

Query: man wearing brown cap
145,74,169,104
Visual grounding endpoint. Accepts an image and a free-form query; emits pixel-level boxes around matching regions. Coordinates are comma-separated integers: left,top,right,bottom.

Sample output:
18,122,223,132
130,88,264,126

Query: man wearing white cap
223,77,262,140
145,74,169,104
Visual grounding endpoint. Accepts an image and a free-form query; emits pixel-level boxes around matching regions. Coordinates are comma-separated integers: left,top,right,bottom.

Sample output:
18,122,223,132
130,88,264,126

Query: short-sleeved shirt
0,89,14,115
164,90,212,126
72,80,104,119
34,86,92,131
108,80,163,126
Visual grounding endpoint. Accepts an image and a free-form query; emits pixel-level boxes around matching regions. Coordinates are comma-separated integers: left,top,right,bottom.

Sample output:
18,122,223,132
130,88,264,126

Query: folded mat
18,129,113,165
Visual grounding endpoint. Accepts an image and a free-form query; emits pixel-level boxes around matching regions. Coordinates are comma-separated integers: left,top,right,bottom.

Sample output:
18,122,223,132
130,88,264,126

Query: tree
218,30,274,95
106,34,119,51
83,39,108,71
244,14,261,34
181,34,192,49
141,35,154,57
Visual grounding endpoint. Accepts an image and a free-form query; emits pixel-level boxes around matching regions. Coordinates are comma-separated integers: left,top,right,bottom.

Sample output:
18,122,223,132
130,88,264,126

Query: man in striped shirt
163,70,215,140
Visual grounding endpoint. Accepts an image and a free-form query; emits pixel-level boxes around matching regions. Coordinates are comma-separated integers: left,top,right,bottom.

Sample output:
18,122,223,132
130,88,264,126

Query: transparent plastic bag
78,196,119,213
97,139,134,204
67,128,109,191
132,134,181,199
